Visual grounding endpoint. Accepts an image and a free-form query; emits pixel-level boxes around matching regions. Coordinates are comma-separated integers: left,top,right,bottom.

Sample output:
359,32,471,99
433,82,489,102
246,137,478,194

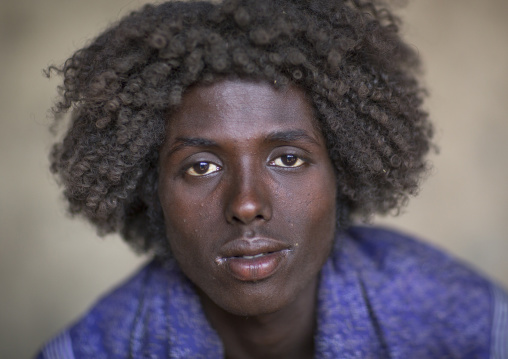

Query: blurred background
0,0,507,357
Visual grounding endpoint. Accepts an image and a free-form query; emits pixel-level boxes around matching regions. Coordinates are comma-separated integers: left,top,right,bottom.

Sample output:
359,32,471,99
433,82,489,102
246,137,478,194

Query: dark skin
158,79,337,359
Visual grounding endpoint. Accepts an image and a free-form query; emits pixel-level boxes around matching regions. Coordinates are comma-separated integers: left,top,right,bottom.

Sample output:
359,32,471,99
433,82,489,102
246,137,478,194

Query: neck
199,277,318,359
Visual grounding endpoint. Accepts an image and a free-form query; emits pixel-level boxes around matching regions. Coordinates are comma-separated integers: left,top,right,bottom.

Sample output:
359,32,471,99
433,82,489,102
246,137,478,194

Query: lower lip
223,251,288,282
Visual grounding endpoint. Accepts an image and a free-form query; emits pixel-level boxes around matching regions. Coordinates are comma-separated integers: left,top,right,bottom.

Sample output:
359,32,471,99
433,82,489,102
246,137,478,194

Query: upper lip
219,237,291,258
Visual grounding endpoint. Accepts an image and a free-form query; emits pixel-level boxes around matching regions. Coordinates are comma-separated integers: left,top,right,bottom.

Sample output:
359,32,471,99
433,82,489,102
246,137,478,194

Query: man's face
158,79,337,316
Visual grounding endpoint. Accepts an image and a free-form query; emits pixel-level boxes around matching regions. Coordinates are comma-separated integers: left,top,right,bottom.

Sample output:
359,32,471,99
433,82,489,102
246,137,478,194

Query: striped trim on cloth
41,330,75,359
491,284,508,359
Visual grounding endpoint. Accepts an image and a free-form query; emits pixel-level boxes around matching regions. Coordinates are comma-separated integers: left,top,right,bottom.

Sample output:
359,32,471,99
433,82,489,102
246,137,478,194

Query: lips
216,237,292,282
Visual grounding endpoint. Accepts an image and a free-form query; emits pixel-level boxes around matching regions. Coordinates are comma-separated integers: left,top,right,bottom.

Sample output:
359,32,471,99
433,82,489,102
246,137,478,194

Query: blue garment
37,227,508,358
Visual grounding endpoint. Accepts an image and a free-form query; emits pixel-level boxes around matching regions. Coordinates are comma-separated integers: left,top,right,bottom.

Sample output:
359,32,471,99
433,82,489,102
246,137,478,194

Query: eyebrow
167,137,218,156
264,130,320,145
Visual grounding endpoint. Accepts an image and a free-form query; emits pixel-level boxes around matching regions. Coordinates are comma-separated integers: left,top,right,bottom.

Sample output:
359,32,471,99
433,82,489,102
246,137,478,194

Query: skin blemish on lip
215,257,226,266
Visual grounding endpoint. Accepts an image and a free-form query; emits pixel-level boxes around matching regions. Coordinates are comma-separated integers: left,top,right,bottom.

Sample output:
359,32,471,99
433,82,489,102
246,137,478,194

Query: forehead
165,79,322,139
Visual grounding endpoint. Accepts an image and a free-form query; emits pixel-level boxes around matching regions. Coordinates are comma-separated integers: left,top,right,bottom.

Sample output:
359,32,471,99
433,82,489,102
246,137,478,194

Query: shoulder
36,259,176,359
334,225,508,357
344,226,494,287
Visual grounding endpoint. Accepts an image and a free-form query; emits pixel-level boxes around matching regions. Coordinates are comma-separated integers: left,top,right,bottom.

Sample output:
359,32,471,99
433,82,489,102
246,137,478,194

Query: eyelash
185,162,222,177
185,154,306,177
268,154,306,168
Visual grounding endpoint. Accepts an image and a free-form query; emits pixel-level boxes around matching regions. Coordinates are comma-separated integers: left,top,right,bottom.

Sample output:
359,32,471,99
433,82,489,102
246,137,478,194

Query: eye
186,161,222,176
270,154,306,168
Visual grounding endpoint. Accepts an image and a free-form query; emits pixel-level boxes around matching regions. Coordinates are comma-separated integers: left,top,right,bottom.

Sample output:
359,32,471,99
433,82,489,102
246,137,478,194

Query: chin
217,297,289,318
202,279,303,318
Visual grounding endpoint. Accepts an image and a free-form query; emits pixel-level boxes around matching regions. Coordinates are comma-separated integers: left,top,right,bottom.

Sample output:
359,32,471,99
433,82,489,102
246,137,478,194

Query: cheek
303,166,336,216
158,181,221,258
158,183,196,252
162,205,209,273
298,168,337,251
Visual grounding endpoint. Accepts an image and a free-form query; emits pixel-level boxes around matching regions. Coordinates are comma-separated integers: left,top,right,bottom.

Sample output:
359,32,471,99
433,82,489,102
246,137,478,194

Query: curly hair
48,0,433,257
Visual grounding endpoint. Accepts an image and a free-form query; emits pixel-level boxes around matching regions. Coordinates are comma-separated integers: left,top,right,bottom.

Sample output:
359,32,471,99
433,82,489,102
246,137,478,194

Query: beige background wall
0,1,507,357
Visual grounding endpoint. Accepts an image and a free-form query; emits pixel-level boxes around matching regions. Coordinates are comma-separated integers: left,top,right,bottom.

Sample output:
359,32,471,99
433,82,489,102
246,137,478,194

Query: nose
224,167,272,225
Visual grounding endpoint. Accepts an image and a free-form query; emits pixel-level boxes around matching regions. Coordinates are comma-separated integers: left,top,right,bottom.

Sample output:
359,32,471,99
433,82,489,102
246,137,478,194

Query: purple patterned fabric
36,226,508,358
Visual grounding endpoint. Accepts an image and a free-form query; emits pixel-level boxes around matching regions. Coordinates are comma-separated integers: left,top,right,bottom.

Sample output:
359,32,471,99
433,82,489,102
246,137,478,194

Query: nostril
230,212,268,225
